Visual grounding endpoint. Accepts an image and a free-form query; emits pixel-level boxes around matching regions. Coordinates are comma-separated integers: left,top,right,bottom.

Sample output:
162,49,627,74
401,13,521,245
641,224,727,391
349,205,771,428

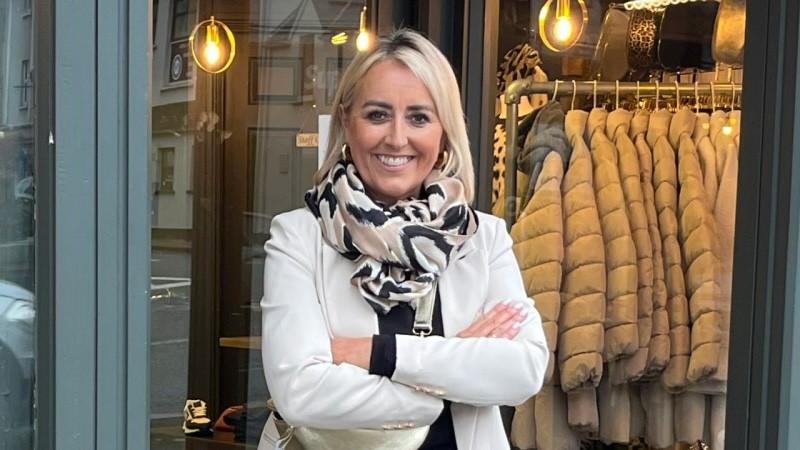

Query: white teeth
377,155,412,166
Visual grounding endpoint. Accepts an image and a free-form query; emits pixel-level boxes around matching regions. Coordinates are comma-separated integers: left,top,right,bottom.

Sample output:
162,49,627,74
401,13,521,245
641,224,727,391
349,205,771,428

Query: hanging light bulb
190,15,236,74
203,21,222,65
553,16,573,42
356,5,371,52
538,0,588,52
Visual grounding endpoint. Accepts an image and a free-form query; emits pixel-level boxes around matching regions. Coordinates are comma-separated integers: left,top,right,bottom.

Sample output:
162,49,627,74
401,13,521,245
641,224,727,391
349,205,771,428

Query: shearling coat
671,108,723,384
606,108,654,384
647,108,691,392
258,209,549,450
586,108,639,363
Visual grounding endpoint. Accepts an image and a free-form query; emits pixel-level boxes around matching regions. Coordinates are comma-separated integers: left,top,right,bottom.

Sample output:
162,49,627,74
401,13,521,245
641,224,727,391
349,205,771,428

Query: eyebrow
362,100,435,112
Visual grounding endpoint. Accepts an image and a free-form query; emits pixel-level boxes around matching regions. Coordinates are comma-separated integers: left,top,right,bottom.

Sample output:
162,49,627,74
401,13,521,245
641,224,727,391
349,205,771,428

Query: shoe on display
183,399,213,436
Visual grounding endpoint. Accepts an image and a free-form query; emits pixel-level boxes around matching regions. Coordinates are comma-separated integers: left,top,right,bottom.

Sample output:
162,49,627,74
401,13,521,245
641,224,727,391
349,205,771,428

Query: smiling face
342,59,444,205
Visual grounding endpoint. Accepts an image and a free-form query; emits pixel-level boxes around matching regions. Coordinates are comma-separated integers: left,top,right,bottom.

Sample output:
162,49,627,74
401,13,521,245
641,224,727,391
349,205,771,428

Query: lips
376,154,413,166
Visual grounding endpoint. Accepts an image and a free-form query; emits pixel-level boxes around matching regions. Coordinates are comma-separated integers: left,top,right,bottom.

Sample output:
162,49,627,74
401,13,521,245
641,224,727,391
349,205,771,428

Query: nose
385,117,409,149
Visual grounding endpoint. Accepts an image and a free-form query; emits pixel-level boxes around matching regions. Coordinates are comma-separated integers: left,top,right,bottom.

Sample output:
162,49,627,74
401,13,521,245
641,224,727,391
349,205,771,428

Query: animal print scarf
305,161,478,314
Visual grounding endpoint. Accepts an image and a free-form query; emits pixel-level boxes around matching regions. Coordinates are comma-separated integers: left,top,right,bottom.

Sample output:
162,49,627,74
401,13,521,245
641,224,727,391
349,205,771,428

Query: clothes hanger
571,80,577,111
710,81,717,111
636,81,641,110
615,80,620,110
654,80,660,112
552,79,561,102
593,80,598,109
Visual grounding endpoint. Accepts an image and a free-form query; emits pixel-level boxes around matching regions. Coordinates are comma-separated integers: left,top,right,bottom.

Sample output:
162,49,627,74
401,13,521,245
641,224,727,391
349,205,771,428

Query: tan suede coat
511,150,566,385
586,108,639,363
670,108,723,384
606,108,654,384
559,109,606,392
630,108,670,376
648,108,691,391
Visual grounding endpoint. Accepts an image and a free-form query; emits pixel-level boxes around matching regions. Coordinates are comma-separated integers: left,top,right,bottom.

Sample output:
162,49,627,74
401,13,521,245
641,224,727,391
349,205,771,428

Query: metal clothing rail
501,80,743,229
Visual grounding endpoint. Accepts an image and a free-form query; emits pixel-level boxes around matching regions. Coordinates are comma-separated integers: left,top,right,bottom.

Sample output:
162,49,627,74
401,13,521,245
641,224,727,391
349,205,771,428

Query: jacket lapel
438,237,488,337
319,244,379,337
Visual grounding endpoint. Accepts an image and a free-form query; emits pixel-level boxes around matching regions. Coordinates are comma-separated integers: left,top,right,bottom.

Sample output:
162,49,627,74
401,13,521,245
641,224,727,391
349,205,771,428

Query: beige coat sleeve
559,110,606,393
511,151,565,385
587,108,639,364
671,108,723,385
648,109,691,392
606,109,654,384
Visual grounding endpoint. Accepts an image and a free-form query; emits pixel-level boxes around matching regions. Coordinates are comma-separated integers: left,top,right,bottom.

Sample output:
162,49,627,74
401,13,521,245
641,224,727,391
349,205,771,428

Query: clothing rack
502,80,743,229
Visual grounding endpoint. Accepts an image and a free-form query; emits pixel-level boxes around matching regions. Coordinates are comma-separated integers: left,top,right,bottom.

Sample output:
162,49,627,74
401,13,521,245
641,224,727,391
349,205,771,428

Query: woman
258,28,548,450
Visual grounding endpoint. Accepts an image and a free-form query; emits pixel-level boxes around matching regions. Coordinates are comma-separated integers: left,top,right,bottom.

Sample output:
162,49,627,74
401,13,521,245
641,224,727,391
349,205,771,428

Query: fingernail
500,300,511,306
512,317,533,329
512,303,525,310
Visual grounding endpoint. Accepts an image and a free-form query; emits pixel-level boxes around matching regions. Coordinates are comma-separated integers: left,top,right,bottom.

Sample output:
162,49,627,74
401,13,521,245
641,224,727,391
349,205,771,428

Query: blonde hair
314,28,475,203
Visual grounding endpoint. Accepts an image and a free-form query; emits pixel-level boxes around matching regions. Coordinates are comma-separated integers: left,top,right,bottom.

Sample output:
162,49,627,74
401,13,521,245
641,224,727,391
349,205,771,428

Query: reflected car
0,280,35,449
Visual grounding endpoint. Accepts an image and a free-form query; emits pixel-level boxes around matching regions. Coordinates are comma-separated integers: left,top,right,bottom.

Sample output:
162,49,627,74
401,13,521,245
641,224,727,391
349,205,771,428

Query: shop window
153,0,159,46
491,1,743,449
156,147,175,194
166,0,196,84
18,59,30,109
170,0,196,42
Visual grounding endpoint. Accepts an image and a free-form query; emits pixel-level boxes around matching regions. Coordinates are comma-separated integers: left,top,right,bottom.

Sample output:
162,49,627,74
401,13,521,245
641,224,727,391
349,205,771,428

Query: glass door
149,1,361,448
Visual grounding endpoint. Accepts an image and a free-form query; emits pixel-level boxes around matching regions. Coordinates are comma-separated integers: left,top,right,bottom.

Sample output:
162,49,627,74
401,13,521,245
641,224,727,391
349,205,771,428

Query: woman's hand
457,301,529,340
330,337,372,370
330,302,529,369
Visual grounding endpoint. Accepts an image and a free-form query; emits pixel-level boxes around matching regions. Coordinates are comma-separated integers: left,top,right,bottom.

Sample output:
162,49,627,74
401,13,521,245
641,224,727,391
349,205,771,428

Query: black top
368,294,458,450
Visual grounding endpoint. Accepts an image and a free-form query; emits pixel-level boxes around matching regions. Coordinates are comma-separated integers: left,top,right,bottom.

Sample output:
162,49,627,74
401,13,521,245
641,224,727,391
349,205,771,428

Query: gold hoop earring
437,150,450,169
340,144,350,161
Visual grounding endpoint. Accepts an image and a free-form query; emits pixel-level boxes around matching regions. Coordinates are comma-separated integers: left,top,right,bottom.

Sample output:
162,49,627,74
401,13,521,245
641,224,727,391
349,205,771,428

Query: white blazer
258,208,548,450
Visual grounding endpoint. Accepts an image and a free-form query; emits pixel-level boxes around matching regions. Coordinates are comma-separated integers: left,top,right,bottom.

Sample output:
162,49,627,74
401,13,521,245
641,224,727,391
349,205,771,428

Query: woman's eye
366,110,389,121
409,113,430,125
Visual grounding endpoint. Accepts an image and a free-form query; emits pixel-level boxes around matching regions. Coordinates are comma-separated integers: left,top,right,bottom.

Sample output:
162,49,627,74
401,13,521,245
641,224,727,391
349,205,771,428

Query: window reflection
0,0,36,447
150,1,360,448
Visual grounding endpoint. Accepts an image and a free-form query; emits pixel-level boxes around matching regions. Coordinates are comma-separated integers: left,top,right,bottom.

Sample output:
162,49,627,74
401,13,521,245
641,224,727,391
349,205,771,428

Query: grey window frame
45,0,150,448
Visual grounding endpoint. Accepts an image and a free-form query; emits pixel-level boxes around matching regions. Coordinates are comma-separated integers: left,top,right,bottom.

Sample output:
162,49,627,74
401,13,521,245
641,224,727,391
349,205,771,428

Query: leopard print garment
492,124,507,208
627,7,665,72
492,43,548,206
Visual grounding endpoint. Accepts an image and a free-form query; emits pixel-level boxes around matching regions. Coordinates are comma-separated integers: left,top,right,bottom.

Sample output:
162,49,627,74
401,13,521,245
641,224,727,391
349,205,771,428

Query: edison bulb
203,42,221,65
356,31,370,51
554,16,573,42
